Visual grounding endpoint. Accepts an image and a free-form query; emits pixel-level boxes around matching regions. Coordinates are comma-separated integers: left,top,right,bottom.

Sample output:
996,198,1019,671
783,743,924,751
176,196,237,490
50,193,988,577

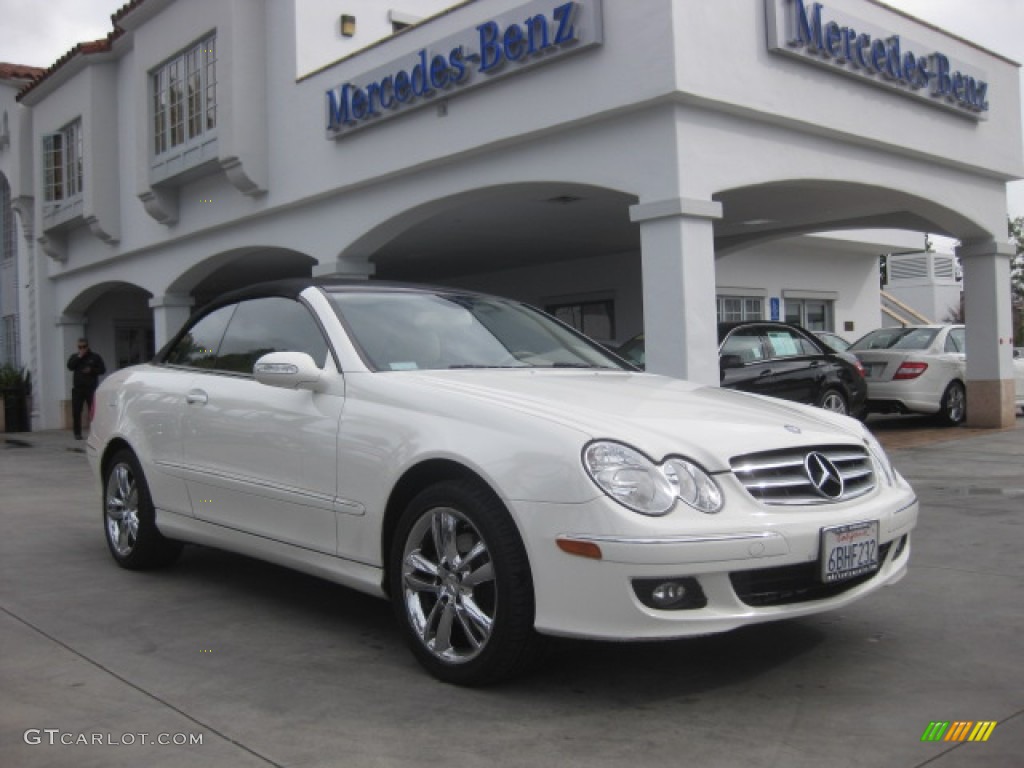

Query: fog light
632,577,707,610
652,582,688,607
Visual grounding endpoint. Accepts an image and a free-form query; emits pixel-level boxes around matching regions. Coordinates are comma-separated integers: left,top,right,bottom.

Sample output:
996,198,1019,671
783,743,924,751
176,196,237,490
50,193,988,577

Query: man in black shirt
67,338,106,439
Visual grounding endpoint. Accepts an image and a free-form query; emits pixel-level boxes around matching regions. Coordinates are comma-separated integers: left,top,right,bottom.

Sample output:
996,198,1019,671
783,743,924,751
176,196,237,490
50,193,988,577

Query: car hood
391,369,869,472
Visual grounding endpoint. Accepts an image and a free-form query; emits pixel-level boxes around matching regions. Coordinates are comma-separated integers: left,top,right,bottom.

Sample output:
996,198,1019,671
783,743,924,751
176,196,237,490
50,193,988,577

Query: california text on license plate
820,521,879,583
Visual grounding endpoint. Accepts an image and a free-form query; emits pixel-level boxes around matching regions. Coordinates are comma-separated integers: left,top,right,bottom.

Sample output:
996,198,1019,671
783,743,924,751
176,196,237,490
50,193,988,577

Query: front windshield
850,327,939,351
328,290,626,372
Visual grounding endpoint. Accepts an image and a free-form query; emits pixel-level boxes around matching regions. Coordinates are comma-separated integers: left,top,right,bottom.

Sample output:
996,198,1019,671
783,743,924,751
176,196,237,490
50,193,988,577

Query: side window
945,328,965,353
164,304,235,368
765,328,811,359
721,328,764,364
214,297,330,374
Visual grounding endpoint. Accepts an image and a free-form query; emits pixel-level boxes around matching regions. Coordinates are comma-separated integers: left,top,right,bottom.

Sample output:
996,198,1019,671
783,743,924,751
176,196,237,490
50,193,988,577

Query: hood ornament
784,424,802,434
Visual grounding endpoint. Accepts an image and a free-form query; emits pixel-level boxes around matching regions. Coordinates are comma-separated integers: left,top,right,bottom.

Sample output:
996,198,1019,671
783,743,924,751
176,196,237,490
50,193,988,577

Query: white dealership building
0,0,1021,430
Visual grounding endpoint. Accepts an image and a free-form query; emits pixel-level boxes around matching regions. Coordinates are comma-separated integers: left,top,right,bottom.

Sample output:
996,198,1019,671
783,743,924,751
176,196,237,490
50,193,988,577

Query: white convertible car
88,280,919,685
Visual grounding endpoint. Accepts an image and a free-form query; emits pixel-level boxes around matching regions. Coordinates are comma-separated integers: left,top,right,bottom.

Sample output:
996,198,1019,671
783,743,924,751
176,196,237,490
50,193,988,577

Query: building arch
712,180,992,256
165,245,317,306
334,182,639,282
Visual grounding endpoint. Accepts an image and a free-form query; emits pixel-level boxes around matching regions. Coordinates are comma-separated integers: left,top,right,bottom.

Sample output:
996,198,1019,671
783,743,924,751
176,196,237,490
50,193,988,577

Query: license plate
864,363,884,379
820,521,879,583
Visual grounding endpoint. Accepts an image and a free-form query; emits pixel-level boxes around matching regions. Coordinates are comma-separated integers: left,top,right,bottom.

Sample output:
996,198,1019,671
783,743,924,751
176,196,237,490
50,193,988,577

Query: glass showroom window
717,296,763,323
785,299,833,331
42,120,83,203
152,33,217,156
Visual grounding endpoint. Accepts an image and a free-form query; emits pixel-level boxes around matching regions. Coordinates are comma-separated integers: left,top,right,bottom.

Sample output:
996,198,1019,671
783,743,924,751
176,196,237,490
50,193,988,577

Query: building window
152,33,217,157
546,299,615,342
717,296,763,323
42,119,83,203
388,10,419,34
784,299,833,331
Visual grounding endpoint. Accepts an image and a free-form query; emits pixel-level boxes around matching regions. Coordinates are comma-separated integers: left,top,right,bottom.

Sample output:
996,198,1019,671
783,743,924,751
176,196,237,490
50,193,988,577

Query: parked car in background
87,280,916,685
815,331,853,353
1015,351,1024,413
849,325,968,425
617,323,867,418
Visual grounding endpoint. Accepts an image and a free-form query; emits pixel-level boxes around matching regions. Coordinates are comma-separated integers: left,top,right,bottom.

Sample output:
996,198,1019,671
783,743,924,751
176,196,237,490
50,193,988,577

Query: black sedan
616,322,868,418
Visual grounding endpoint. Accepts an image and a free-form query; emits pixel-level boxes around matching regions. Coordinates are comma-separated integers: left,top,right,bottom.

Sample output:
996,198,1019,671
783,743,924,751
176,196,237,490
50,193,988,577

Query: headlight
863,428,895,486
583,441,723,516
663,458,723,513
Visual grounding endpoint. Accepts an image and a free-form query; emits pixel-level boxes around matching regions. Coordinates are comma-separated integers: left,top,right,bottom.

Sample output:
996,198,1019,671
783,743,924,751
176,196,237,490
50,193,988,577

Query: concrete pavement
2,421,1022,767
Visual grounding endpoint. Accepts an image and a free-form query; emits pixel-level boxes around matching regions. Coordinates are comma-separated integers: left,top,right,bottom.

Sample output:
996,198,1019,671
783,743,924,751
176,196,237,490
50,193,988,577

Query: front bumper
513,483,918,640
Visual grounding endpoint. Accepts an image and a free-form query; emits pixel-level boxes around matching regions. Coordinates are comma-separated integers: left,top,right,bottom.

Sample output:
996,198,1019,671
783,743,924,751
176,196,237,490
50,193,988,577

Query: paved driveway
2,427,1022,767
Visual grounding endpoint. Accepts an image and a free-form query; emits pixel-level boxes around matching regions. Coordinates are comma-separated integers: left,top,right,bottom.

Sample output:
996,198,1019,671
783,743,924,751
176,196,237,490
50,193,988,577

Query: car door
176,296,344,554
719,326,774,396
148,303,240,518
760,326,827,405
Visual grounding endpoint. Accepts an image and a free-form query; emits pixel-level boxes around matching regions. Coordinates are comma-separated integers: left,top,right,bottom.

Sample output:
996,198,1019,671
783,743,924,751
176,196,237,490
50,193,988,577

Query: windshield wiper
448,364,528,369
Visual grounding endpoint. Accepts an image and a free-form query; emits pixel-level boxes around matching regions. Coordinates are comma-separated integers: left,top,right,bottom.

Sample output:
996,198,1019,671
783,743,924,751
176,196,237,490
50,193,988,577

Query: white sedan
851,325,969,425
88,280,918,685
853,325,1024,422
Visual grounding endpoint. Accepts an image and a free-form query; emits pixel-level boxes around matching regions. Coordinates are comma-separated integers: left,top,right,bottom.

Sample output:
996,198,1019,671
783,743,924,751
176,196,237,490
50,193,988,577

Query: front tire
389,480,543,685
103,449,182,569
938,381,966,426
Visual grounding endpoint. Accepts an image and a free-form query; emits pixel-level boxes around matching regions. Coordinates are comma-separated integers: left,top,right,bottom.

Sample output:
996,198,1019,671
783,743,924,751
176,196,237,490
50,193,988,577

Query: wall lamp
340,15,356,37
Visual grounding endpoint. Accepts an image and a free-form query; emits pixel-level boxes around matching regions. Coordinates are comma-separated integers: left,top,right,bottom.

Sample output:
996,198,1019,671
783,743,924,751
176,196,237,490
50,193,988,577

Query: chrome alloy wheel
105,462,140,557
819,390,848,415
944,382,966,424
401,506,496,664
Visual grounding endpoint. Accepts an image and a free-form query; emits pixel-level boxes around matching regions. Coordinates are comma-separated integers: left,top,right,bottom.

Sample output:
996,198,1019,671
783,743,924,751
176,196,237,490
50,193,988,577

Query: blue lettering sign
327,1,596,137
776,0,989,117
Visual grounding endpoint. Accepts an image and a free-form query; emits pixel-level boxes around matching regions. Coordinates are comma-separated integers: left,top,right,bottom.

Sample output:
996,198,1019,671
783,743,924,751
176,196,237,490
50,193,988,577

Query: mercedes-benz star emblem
804,452,844,499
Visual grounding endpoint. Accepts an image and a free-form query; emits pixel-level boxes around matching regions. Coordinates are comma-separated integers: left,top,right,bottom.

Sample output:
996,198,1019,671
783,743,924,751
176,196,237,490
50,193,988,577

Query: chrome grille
730,444,875,505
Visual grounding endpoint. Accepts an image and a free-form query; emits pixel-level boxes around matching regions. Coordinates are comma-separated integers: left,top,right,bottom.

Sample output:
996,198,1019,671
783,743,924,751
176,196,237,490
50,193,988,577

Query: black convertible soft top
153,277,488,363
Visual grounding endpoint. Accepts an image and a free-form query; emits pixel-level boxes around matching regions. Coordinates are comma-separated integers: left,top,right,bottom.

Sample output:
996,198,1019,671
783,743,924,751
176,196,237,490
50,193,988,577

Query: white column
149,294,195,351
957,238,1016,428
629,197,722,385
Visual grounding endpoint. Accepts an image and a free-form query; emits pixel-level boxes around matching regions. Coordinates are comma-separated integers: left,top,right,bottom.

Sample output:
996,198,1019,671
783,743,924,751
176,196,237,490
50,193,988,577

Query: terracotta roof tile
15,0,136,101
0,62,45,82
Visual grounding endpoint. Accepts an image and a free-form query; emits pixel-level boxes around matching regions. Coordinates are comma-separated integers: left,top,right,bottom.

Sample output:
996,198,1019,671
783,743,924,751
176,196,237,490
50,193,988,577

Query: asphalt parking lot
2,418,1022,768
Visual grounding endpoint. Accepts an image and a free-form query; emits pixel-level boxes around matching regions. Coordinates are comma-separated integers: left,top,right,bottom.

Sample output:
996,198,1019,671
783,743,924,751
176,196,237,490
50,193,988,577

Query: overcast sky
0,0,1021,216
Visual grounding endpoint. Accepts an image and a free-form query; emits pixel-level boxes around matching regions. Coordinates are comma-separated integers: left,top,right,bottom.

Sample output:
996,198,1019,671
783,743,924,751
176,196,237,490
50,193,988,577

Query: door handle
186,390,208,405
758,369,773,378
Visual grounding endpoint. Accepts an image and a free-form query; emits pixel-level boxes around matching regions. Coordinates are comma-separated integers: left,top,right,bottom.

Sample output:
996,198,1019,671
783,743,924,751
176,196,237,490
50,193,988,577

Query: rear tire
817,388,849,416
938,381,966,426
389,479,544,685
103,449,182,569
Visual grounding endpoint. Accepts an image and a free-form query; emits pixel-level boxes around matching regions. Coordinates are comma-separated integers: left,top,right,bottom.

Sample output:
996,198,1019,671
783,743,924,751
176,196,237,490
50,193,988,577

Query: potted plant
0,364,32,433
